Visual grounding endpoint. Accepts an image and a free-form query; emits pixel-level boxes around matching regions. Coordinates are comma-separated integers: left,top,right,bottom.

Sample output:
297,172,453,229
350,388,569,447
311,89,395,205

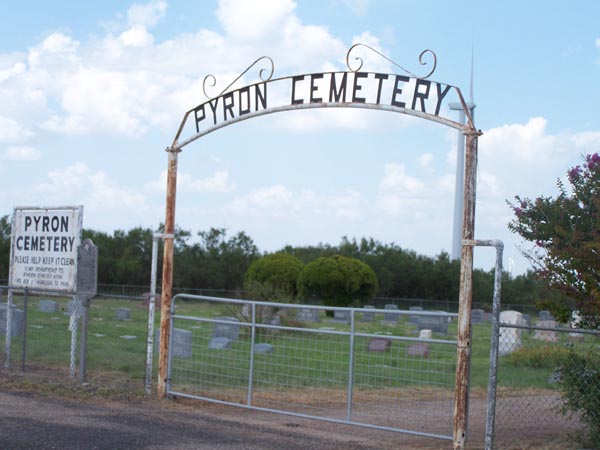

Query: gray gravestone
331,310,350,324
213,317,240,341
209,337,231,350
539,310,554,321
38,299,59,313
533,320,558,342
471,309,484,324
254,343,274,354
297,309,320,323
0,304,24,337
361,305,375,322
409,306,423,324
407,342,430,358
115,308,131,321
417,315,448,334
382,304,399,324
367,338,392,352
77,239,98,297
155,328,193,357
64,299,78,316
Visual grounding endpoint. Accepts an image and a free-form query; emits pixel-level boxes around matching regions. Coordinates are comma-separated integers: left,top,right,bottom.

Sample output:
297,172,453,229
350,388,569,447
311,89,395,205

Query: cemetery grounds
1,291,598,449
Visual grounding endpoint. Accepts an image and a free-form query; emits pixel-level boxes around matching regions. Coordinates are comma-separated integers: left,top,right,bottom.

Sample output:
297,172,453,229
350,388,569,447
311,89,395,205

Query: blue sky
1,0,599,276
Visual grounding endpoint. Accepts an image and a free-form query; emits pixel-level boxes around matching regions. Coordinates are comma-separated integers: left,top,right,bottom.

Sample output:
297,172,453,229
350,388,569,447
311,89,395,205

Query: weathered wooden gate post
453,127,481,449
158,146,180,397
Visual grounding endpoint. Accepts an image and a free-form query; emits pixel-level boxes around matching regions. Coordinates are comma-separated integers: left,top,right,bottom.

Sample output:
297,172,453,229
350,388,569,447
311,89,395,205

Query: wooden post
158,147,180,397
453,129,480,449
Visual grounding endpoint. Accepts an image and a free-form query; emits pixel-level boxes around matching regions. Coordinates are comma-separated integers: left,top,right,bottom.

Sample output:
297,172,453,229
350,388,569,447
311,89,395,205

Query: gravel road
0,390,448,450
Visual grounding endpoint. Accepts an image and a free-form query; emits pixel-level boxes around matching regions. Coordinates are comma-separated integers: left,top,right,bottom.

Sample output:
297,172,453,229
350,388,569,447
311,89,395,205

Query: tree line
0,216,552,307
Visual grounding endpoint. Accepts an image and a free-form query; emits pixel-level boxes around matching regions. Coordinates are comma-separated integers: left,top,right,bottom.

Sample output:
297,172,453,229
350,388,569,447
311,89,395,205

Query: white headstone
499,310,523,355
419,329,432,340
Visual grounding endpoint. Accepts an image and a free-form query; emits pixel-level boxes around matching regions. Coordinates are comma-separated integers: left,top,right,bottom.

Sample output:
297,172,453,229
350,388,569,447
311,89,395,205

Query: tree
0,215,11,280
508,153,600,327
244,252,304,301
297,254,378,307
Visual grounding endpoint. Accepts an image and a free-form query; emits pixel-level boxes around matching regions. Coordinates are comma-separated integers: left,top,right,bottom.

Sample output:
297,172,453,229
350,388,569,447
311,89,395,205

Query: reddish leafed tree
508,153,600,328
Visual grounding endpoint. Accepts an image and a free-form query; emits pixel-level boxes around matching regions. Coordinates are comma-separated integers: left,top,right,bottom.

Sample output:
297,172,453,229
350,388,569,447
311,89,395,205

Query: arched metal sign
158,44,481,450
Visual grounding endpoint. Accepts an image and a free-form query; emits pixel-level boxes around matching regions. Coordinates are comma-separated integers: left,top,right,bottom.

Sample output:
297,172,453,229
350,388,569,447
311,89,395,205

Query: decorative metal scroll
346,43,437,79
203,56,274,100
171,44,472,150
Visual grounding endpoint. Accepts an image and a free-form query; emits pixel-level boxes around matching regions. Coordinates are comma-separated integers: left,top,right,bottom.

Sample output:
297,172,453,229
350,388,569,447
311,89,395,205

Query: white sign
9,206,83,293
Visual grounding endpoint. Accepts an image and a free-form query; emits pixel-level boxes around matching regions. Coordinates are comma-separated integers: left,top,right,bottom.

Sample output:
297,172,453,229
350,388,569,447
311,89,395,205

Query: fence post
453,129,480,450
158,146,180,397
4,290,14,368
21,288,28,372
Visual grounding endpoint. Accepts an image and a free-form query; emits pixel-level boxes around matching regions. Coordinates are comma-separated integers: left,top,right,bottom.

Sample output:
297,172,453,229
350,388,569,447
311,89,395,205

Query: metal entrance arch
158,44,481,450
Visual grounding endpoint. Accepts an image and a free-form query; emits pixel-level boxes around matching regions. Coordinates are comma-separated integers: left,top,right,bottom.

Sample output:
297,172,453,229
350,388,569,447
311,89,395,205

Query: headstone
419,329,432,340
241,304,250,318
569,311,583,340
522,314,531,326
361,305,375,322
417,315,448,334
539,310,554,321
38,299,59,313
533,320,558,342
64,299,78,316
332,310,350,324
115,308,131,321
382,304,399,324
208,337,231,350
407,343,430,358
254,343,274,354
213,317,241,341
367,338,392,352
297,309,320,323
0,304,24,337
409,306,423,324
155,328,193,357
471,309,484,324
499,310,523,355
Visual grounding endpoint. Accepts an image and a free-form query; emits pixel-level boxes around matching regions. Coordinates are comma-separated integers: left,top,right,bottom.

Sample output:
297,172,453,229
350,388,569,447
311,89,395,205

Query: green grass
3,295,597,393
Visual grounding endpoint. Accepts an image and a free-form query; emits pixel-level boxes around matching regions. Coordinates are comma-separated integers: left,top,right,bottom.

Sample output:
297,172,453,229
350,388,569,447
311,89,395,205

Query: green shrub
244,253,304,302
297,254,378,308
558,346,600,448
504,344,571,369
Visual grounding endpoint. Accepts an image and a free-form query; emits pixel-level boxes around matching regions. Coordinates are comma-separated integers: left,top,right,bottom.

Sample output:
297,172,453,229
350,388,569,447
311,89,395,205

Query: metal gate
165,294,458,441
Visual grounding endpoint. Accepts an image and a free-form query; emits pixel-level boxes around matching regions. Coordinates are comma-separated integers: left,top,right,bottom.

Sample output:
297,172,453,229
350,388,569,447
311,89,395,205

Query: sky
0,0,599,277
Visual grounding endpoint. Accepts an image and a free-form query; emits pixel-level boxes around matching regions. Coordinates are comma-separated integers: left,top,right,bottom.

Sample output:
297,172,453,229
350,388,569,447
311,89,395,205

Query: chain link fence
491,317,600,449
1,286,151,386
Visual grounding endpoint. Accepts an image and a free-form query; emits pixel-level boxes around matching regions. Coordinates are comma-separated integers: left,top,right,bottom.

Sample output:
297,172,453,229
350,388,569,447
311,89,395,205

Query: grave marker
407,342,430,358
38,299,59,313
367,338,392,352
213,317,241,341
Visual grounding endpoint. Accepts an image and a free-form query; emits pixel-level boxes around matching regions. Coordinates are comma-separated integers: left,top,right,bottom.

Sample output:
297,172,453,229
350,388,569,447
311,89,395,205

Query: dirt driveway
0,389,459,450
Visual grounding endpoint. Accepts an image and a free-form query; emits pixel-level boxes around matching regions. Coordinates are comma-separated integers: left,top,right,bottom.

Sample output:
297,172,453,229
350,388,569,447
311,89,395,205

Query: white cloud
417,153,434,171
0,62,25,82
127,1,167,27
152,170,236,193
0,116,33,143
227,184,366,220
119,25,155,47
338,0,373,16
29,162,147,212
3,146,41,161
217,0,297,42
376,163,428,216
